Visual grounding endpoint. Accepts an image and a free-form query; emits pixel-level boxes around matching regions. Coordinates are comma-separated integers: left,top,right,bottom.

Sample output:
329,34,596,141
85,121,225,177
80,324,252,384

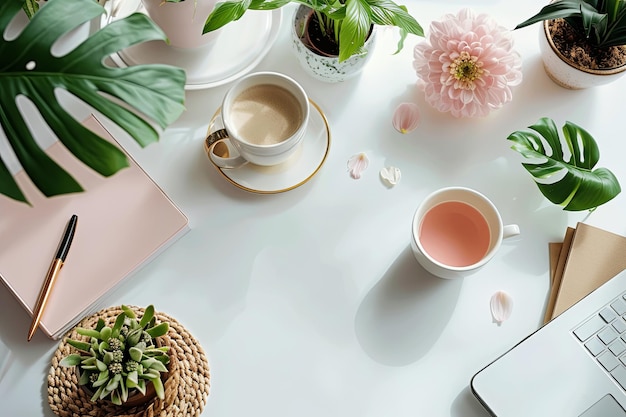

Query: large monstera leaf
0,0,186,204
508,117,621,211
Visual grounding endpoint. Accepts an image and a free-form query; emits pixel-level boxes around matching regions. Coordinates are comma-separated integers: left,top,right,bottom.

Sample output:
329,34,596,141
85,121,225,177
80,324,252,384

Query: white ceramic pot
290,5,376,83
539,20,626,89
142,0,221,49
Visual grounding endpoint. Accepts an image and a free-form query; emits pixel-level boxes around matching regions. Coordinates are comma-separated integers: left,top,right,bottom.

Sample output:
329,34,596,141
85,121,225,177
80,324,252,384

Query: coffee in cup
205,72,310,168
410,187,520,279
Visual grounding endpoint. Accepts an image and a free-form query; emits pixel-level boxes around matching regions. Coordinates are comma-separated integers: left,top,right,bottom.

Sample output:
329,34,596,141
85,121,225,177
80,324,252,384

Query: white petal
392,103,421,134
380,166,401,186
347,153,369,179
490,290,513,325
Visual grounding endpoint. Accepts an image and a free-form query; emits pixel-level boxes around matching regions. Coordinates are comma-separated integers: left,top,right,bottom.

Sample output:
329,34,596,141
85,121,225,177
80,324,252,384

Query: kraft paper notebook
0,115,189,339
545,222,626,323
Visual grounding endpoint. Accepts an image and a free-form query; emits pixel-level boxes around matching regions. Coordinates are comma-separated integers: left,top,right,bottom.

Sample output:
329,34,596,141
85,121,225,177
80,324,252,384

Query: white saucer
205,100,331,194
103,0,282,90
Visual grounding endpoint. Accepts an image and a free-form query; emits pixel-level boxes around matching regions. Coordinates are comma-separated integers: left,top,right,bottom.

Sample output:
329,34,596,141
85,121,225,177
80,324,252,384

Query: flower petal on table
490,290,513,325
392,103,420,133
348,153,369,179
380,166,401,186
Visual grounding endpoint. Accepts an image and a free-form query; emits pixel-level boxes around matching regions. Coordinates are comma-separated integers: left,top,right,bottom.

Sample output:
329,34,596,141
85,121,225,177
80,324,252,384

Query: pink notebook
0,115,189,339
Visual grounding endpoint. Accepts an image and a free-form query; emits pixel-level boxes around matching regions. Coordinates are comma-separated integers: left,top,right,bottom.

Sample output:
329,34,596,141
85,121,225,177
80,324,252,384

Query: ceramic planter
539,20,626,89
142,0,221,49
291,5,376,83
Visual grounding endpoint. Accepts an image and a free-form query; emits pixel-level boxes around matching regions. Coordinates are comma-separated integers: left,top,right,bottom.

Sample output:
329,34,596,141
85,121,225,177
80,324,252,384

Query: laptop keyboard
573,292,626,391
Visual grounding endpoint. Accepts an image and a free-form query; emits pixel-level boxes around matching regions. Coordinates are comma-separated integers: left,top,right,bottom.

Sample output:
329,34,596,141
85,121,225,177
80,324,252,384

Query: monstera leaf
0,0,186,204
508,117,620,211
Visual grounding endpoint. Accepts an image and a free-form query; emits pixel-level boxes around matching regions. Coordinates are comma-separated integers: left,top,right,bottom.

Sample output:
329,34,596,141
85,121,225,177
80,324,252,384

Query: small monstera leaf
508,117,620,211
0,0,186,204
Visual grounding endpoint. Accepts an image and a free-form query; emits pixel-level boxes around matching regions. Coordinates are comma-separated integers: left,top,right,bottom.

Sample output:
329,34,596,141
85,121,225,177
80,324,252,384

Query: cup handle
503,224,521,239
205,115,248,169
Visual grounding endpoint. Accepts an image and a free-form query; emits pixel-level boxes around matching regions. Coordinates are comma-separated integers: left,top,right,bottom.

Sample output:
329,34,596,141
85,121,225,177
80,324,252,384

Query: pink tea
419,201,491,267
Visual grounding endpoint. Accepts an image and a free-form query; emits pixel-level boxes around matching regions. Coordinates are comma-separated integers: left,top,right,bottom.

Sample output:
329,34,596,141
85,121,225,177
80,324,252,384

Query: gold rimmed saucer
204,99,331,194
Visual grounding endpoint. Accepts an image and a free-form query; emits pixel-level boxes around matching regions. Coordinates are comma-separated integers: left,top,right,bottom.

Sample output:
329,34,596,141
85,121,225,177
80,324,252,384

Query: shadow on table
0,285,59,416
354,245,462,366
450,386,493,417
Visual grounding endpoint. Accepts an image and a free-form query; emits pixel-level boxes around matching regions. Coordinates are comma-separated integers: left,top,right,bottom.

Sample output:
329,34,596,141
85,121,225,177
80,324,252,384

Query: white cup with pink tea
410,187,520,279
205,72,310,169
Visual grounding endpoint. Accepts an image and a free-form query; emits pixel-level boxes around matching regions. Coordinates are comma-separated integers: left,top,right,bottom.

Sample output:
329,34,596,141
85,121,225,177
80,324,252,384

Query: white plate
204,100,331,194
103,0,282,90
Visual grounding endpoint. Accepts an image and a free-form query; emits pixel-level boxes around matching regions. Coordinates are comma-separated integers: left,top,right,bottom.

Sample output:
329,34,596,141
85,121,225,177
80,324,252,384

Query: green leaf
78,369,90,385
0,0,185,204
111,390,122,406
106,374,120,392
508,118,621,211
91,385,104,402
136,379,147,395
203,0,253,32
95,319,105,332
120,377,128,403
76,328,101,339
121,305,137,320
129,346,143,362
515,1,589,29
146,322,169,338
99,326,112,341
66,339,91,352
103,351,113,365
111,312,126,339
337,0,371,61
96,359,107,372
147,360,168,373
92,370,110,387
127,370,139,385
59,354,82,367
152,376,165,400
139,305,155,328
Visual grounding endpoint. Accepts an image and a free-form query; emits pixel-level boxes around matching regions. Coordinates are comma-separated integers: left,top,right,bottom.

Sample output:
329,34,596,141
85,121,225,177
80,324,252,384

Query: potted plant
507,117,621,211
59,305,171,406
515,0,626,88
1,0,186,205
203,0,423,82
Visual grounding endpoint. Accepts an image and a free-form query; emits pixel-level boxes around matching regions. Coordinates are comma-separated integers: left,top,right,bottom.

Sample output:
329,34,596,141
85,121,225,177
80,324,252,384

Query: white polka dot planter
291,5,376,83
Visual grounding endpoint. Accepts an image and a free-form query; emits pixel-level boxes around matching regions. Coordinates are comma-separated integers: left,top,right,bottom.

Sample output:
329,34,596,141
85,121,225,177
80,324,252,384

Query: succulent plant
60,305,170,406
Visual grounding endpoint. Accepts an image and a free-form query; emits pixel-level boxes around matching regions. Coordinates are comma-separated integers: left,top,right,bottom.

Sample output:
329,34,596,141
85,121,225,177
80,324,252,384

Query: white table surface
2,1,626,416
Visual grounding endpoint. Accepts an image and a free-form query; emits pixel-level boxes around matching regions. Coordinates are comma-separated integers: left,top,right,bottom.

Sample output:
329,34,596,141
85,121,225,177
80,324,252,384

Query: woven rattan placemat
48,306,210,417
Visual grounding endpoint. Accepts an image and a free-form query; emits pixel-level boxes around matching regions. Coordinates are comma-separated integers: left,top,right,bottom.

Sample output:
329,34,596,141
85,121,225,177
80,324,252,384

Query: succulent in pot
203,0,424,63
515,0,626,88
59,305,171,406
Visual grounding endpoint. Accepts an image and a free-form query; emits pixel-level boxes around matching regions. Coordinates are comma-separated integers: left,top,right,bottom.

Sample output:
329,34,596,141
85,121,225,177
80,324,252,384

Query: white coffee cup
205,72,310,169
410,187,520,279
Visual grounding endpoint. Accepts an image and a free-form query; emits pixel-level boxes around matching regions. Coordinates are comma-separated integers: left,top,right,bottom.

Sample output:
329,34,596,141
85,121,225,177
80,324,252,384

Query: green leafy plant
1,0,186,204
507,117,621,211
515,0,626,48
60,305,170,406
203,0,424,62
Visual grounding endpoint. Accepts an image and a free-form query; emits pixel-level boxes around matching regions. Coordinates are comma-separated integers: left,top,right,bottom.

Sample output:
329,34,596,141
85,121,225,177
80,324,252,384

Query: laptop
472,269,626,417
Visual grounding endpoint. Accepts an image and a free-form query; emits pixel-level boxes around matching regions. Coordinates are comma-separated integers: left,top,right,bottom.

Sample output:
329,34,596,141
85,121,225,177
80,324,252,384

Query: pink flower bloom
413,9,522,118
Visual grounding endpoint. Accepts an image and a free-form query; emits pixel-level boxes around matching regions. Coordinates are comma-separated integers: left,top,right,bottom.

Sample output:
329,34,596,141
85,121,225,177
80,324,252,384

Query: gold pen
27,214,78,342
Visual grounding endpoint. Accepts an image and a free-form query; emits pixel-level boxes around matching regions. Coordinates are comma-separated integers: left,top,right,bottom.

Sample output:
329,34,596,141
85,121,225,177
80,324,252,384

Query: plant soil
549,19,626,69
306,13,340,56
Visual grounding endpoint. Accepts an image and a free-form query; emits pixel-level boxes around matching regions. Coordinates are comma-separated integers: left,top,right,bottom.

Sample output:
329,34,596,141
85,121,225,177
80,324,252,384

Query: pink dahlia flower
413,9,523,118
